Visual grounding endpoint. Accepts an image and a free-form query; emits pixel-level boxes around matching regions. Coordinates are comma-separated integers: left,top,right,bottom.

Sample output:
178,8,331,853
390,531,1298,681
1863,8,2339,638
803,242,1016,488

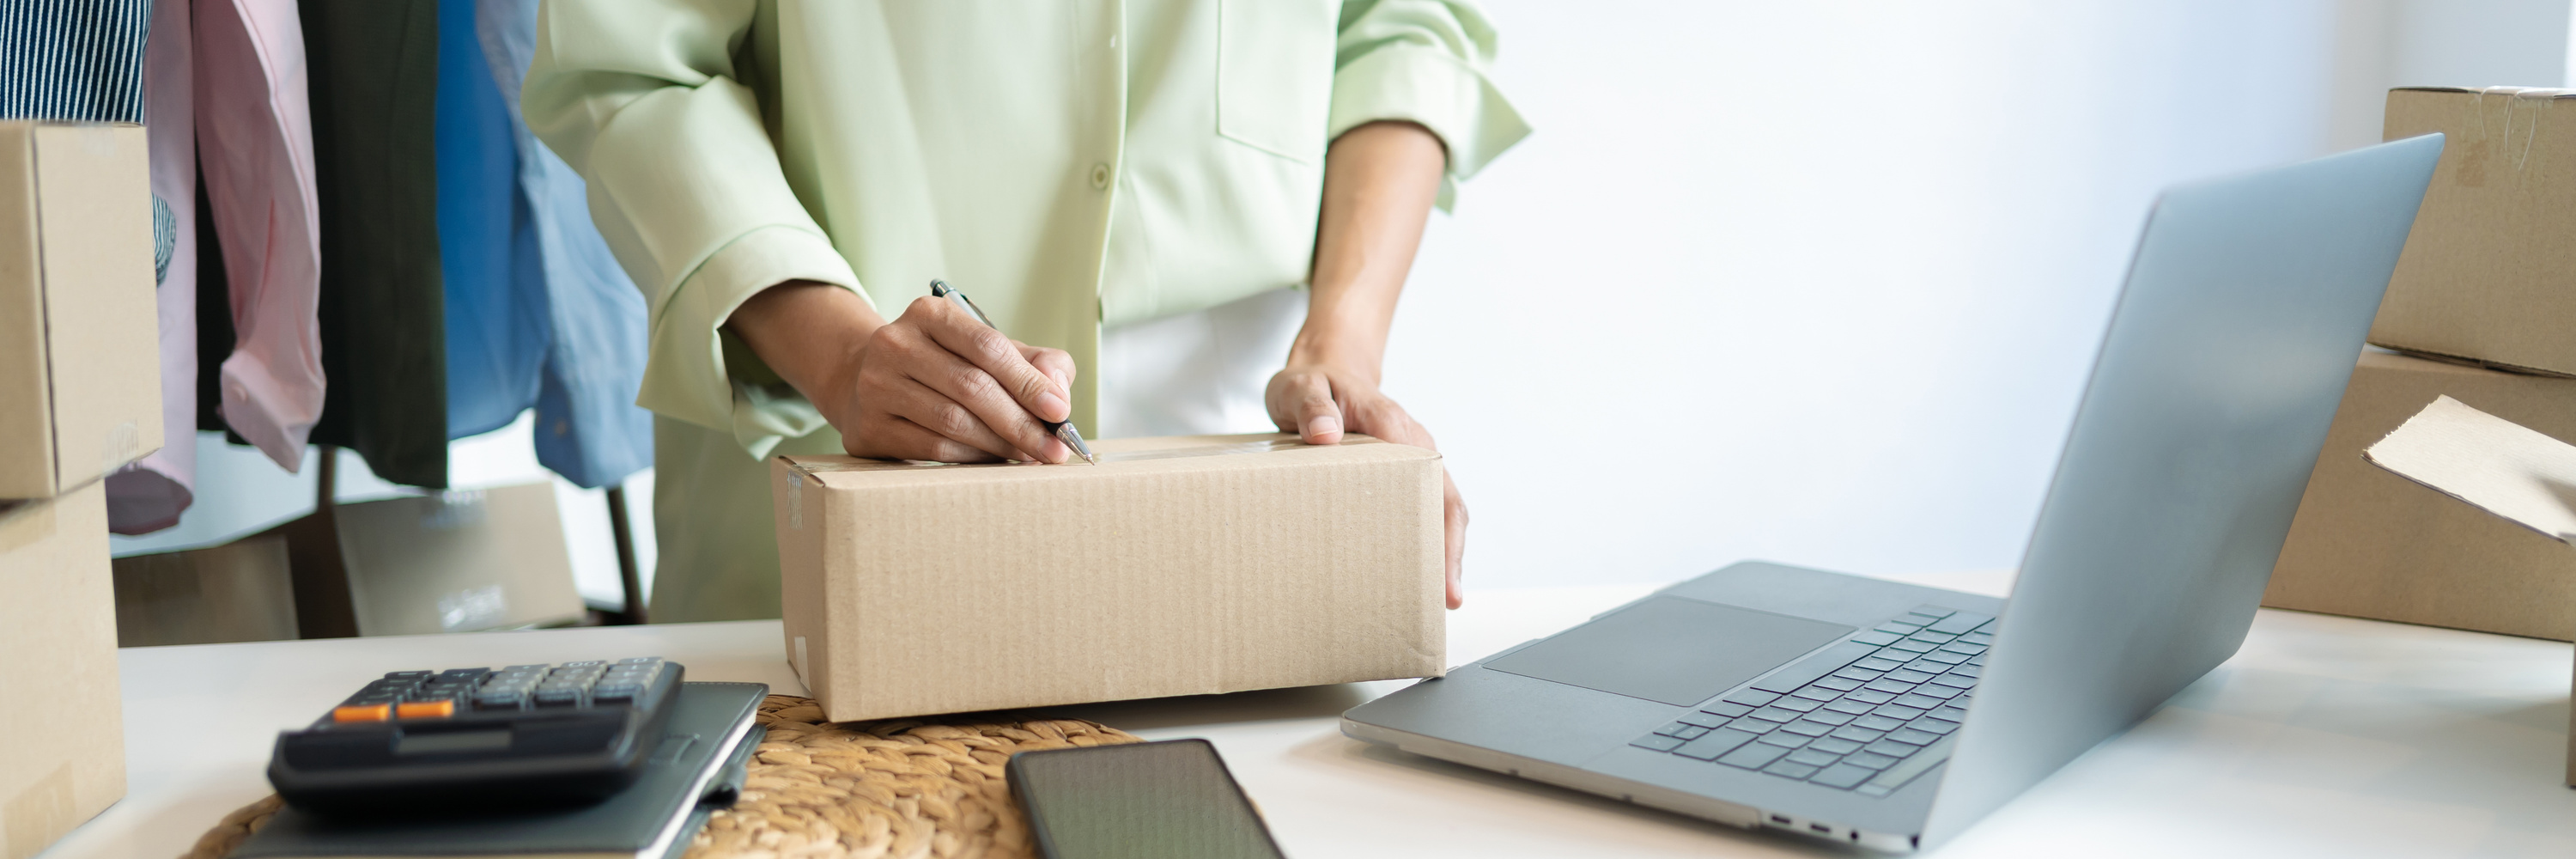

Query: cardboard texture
0,122,162,499
2269,352,2576,640
774,434,1445,722
2352,395,2576,786
332,484,587,636
0,483,124,858
112,535,300,646
2372,87,2576,376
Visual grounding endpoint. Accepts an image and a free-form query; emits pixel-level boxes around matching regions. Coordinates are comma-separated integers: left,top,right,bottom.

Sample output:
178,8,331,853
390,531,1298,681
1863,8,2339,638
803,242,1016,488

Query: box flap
2364,395,2576,544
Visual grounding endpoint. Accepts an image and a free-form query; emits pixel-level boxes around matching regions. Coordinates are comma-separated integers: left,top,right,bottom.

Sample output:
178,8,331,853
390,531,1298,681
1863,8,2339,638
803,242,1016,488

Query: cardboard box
2371,87,2576,376
774,434,1444,722
0,122,161,498
111,535,299,646
2266,350,2576,640
2354,394,2576,786
0,483,124,858
332,484,587,636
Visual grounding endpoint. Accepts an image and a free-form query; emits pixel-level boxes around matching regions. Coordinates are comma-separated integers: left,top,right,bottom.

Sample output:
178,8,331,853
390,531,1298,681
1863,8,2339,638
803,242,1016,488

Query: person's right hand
838,295,1079,463
728,282,1078,464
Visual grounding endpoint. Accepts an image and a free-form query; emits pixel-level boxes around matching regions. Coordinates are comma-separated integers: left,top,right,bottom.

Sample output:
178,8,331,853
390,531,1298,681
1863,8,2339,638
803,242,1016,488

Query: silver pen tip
1055,423,1099,465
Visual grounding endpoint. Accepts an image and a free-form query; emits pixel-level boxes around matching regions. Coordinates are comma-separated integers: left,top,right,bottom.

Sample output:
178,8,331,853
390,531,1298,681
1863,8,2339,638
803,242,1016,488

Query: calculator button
617,656,661,664
592,685,641,703
560,661,605,667
383,670,434,679
533,688,584,707
396,700,456,719
332,704,392,722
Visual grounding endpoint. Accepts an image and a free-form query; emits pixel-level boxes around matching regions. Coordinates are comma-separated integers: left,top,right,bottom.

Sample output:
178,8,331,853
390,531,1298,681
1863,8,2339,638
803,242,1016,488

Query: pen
929,280,1100,464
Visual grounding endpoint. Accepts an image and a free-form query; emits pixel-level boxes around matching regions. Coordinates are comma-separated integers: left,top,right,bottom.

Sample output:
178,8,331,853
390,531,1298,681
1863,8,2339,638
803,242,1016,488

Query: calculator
267,658,686,815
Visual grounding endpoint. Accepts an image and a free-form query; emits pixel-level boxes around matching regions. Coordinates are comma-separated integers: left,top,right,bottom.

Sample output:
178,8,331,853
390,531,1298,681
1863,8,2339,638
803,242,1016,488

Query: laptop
1340,133,2446,852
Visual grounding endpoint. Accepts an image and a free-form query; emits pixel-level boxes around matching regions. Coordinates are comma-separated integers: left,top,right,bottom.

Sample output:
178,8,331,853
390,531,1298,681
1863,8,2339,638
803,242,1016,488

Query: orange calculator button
332,704,392,722
396,700,456,719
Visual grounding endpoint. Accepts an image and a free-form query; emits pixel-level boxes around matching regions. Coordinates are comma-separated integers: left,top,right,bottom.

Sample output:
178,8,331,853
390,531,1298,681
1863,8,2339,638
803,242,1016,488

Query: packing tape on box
787,436,1381,472
778,436,1387,532
2463,87,2576,182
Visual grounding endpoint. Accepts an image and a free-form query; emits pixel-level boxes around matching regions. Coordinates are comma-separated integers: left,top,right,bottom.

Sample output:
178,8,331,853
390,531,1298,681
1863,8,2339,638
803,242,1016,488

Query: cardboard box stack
2267,87,2576,640
772,434,1445,722
0,122,158,856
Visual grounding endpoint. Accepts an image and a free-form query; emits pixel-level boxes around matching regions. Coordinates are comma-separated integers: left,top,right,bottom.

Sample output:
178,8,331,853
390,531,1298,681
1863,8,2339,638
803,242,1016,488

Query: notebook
231,681,769,859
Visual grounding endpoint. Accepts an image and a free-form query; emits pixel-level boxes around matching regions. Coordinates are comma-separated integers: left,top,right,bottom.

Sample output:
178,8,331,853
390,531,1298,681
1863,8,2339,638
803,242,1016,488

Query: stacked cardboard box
0,122,158,856
2265,88,2576,640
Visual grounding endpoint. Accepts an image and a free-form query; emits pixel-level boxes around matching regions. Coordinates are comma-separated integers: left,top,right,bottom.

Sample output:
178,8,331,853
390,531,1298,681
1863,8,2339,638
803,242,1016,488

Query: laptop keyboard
1628,604,1993,796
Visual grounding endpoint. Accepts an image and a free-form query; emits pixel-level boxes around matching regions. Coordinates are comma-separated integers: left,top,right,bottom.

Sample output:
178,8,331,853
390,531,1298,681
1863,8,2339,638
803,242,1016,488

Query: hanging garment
194,0,323,471
437,0,547,442
299,0,450,489
105,0,201,533
0,0,150,122
474,0,653,489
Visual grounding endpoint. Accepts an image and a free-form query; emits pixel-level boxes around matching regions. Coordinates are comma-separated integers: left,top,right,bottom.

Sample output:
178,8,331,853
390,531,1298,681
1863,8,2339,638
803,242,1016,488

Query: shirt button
1090,162,1111,190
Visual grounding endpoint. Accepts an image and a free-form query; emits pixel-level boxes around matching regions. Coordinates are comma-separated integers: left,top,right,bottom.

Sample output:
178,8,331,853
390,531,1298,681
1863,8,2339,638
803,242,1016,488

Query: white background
115,0,2576,606
1385,0,2575,592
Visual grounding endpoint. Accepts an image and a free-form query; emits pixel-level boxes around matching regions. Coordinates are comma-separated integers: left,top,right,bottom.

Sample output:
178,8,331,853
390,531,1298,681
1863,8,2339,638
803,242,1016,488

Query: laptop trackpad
1485,596,1856,706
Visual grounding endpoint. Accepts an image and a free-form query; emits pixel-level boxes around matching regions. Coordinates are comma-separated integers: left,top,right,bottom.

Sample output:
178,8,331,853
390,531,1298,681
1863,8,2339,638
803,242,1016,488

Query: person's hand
1267,360,1469,608
729,283,1078,464
832,295,1079,463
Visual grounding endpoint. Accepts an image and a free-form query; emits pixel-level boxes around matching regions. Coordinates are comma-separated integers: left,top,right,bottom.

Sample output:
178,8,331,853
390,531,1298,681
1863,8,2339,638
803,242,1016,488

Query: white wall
1381,0,2572,594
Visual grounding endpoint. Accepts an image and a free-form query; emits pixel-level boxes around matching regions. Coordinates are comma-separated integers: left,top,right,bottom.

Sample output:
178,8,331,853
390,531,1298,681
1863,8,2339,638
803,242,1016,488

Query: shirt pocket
1217,0,1339,163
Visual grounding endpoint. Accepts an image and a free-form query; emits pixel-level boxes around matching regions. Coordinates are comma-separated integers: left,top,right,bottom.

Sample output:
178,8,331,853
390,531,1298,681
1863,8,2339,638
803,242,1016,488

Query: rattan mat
183,695,1144,859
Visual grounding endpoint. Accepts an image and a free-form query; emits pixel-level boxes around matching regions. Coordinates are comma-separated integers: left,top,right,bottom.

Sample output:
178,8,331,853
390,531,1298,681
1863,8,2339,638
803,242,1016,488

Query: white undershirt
1095,286,1307,439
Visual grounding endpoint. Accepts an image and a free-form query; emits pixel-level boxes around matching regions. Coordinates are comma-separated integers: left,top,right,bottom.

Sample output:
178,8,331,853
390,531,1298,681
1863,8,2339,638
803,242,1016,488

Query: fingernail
1036,391,1070,421
1308,416,1341,438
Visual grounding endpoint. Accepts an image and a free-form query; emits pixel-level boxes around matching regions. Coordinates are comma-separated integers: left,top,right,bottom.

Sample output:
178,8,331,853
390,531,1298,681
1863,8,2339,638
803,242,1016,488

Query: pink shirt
194,0,321,470
107,0,204,533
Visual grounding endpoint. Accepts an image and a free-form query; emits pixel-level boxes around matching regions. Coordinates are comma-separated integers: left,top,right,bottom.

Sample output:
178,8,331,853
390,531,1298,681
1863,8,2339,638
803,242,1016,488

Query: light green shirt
524,0,1527,621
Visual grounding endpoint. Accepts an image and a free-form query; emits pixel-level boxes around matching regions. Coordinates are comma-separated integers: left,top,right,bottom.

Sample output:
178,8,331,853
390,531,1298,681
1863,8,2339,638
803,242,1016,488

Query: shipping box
111,535,299,646
332,484,588,637
773,434,1444,722
0,122,161,499
2355,395,2576,785
2371,87,2576,376
2267,350,2576,640
0,483,124,858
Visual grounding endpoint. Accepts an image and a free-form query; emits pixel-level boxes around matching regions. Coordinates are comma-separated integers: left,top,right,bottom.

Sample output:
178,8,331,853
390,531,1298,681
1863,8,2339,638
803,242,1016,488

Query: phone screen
1006,739,1285,859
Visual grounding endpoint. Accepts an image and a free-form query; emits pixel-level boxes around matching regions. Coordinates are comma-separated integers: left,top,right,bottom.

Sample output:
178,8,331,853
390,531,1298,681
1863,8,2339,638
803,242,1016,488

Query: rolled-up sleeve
521,0,868,458
1330,0,1531,209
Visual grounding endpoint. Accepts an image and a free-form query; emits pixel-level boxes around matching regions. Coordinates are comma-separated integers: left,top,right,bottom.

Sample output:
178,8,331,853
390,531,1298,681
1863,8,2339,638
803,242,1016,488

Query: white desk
38,571,2576,858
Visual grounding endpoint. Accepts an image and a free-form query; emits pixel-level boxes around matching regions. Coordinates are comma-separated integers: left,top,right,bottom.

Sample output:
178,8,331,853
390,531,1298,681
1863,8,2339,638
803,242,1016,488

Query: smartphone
1006,738,1287,859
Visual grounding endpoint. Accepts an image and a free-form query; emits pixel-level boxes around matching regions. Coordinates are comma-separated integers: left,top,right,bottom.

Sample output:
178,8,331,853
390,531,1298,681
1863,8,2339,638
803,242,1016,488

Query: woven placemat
182,695,1143,859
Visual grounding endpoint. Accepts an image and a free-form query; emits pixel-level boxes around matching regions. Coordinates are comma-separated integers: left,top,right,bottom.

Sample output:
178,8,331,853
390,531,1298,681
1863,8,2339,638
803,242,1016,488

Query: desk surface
39,570,2576,858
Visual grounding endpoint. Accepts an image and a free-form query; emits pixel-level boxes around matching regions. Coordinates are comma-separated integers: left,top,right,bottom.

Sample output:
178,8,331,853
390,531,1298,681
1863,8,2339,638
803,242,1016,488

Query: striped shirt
0,0,152,124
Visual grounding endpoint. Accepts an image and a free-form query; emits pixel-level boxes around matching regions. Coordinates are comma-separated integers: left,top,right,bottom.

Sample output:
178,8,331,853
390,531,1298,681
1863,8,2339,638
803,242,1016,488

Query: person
524,1,1528,622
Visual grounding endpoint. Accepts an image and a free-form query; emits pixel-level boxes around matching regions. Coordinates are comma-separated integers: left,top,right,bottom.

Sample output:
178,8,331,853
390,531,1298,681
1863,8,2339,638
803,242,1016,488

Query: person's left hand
1267,361,1468,609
